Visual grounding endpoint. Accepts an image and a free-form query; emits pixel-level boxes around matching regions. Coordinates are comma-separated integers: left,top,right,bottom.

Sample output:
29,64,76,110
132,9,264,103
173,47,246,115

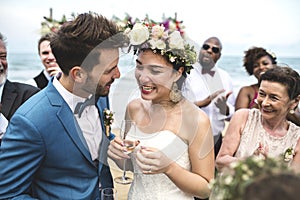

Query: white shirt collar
43,69,51,80
52,77,87,113
0,79,7,102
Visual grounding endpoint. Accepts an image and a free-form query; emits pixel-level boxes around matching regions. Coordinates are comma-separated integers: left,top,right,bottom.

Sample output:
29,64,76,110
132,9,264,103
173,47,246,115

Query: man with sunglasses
183,36,235,161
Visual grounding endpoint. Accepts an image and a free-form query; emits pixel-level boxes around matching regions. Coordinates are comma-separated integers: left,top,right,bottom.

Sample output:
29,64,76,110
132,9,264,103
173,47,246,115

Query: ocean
8,52,300,94
7,52,300,126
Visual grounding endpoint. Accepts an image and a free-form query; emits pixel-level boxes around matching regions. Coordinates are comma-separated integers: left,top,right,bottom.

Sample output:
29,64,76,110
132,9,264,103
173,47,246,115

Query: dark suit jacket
0,78,114,199
33,70,49,89
1,80,40,120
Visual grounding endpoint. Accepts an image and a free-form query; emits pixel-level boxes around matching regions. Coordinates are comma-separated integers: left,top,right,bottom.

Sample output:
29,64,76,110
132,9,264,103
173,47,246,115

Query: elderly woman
216,66,300,173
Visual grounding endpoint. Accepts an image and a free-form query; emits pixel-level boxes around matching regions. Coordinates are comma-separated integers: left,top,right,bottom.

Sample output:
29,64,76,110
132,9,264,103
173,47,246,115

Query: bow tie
74,95,96,118
201,69,215,77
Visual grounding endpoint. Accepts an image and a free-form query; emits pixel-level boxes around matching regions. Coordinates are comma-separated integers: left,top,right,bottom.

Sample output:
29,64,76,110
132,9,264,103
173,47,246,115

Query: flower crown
123,21,196,74
266,49,277,61
210,155,295,200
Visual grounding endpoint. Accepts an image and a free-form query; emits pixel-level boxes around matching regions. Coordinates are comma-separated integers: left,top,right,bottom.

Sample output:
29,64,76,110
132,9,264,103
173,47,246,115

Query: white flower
168,31,185,49
149,39,166,50
168,21,177,32
229,161,239,169
241,164,249,171
284,148,295,162
169,56,176,63
224,175,233,185
242,174,250,181
151,24,165,39
128,23,150,45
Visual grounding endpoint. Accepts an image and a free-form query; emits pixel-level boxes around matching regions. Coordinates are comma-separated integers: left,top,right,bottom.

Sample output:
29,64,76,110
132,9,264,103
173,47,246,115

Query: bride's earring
169,82,182,103
290,109,295,114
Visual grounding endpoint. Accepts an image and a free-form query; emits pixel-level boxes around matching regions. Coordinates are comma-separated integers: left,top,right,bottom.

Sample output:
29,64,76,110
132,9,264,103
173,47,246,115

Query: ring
148,167,152,173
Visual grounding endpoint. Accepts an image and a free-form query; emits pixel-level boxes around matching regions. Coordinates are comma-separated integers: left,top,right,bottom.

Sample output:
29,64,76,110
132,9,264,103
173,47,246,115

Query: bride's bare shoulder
127,98,148,111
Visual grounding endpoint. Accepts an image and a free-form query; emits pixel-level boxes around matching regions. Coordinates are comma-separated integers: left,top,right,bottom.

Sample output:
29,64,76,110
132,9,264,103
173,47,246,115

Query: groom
0,13,127,199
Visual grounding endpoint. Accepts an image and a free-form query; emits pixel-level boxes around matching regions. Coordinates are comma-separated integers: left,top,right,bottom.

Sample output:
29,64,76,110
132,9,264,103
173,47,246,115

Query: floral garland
112,13,185,36
113,13,196,74
40,8,74,35
123,21,196,74
210,155,297,200
103,109,114,137
160,13,185,36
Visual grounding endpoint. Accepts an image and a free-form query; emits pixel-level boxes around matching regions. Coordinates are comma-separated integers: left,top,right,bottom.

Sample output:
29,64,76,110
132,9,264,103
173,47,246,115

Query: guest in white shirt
183,37,235,158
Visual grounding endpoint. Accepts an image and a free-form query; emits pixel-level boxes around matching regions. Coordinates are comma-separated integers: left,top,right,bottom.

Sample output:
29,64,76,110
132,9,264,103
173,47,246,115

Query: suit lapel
46,80,94,166
56,106,94,166
1,80,17,118
96,97,110,172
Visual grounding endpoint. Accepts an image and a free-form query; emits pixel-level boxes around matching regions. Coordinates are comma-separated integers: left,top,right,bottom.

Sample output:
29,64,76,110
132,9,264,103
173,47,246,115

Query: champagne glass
114,119,137,184
101,188,117,200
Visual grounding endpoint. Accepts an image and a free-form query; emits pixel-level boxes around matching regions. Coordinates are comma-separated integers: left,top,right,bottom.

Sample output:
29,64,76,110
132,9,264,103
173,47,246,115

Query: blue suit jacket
0,79,114,200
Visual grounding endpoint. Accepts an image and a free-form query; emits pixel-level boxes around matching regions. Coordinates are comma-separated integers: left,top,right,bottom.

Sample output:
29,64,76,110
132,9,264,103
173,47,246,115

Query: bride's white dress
127,130,194,200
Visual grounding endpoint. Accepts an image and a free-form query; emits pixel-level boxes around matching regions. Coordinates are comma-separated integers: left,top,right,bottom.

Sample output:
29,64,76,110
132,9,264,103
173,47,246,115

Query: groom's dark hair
51,12,127,74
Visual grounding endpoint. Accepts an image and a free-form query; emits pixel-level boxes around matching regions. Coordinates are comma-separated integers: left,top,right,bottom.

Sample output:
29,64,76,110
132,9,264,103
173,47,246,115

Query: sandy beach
108,158,132,200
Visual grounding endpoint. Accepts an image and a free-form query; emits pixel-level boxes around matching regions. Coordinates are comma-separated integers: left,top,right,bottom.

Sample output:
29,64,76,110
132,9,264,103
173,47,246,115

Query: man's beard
0,72,7,86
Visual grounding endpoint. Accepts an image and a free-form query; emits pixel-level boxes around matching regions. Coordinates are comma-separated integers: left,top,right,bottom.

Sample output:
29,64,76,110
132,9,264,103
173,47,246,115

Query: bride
108,22,215,199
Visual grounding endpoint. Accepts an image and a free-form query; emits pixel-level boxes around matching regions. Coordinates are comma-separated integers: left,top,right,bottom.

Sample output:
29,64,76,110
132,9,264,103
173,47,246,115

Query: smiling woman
107,19,215,199
216,65,300,174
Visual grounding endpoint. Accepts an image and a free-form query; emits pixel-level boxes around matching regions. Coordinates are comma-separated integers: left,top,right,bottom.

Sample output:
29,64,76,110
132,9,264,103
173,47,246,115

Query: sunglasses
202,44,220,54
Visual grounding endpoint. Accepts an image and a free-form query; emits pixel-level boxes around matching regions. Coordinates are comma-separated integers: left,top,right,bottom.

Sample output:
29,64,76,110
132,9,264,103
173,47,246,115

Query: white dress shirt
182,62,235,136
0,79,8,139
53,77,102,161
0,113,8,139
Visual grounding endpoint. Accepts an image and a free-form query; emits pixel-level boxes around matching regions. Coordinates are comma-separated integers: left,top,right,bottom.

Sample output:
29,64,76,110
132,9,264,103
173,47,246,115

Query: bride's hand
136,146,172,174
107,137,130,160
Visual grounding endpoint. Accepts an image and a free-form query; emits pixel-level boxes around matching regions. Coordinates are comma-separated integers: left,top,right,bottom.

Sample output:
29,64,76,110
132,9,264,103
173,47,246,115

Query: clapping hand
215,91,233,116
253,142,269,158
196,89,225,107
136,146,172,174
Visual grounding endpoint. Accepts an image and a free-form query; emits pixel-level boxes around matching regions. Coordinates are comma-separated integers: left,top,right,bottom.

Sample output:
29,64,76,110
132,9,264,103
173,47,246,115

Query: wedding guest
27,33,61,89
0,12,127,199
216,66,300,173
244,173,300,200
108,22,215,199
182,36,235,158
235,47,277,110
0,32,39,121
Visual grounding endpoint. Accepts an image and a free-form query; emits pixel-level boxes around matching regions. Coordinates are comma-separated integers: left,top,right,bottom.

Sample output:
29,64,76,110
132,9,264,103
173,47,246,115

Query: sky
1,0,300,57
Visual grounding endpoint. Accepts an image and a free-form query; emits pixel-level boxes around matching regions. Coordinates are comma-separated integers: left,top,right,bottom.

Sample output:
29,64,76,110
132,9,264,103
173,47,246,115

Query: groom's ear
70,66,86,83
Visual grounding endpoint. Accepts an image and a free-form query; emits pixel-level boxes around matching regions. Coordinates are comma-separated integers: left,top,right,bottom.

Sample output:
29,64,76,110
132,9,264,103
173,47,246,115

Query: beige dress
235,109,300,159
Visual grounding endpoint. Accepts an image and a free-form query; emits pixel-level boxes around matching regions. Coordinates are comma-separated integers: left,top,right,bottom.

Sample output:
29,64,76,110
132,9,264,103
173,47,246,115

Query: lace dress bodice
235,109,300,159
128,130,193,200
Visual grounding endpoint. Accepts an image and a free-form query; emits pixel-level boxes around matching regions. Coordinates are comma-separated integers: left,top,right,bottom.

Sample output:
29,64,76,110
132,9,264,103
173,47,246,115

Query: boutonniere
103,109,114,137
283,147,295,162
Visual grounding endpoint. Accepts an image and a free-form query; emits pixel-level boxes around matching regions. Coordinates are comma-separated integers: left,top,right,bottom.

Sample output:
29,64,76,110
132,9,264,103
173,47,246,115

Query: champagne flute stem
122,159,127,180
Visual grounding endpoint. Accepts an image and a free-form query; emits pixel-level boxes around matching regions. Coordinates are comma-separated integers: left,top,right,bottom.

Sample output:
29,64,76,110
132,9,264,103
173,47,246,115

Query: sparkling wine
123,139,137,154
